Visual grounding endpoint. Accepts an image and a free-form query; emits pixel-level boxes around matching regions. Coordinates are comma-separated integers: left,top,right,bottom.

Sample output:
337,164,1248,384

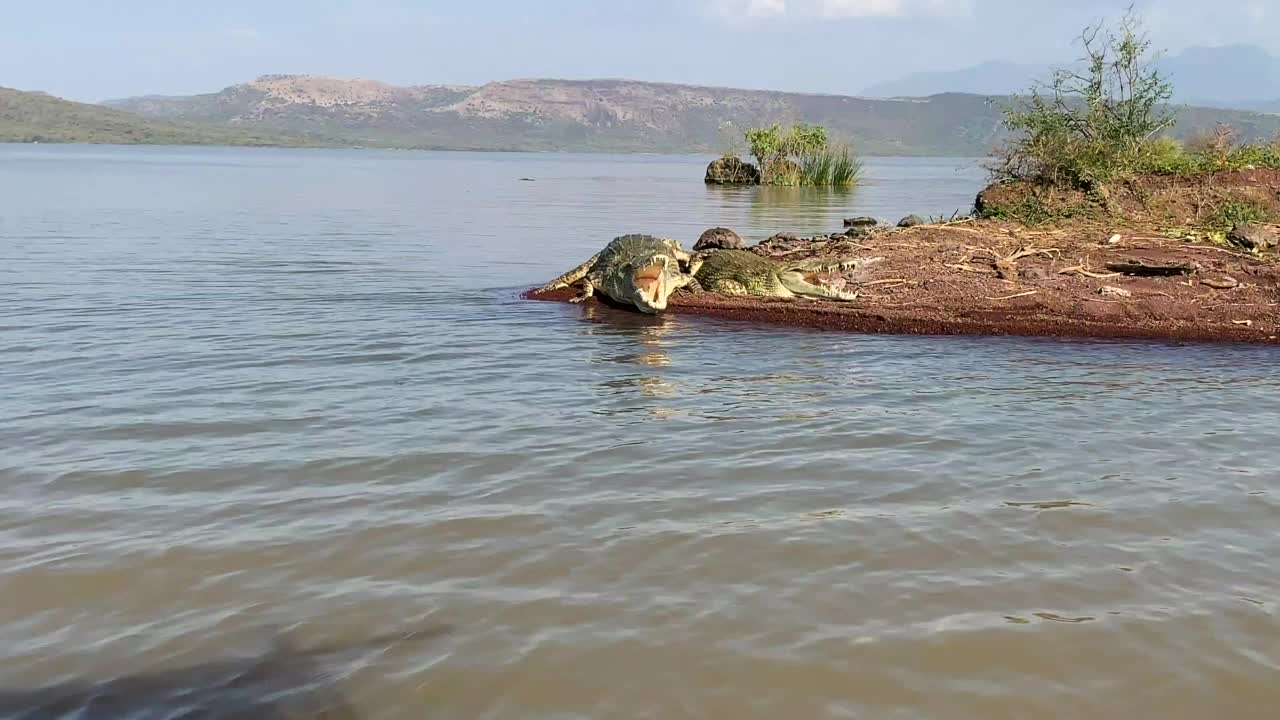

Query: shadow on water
569,302,688,417
0,625,449,720
576,300,676,364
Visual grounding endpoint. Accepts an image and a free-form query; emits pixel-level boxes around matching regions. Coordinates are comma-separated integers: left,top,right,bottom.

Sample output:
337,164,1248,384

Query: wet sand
525,220,1280,345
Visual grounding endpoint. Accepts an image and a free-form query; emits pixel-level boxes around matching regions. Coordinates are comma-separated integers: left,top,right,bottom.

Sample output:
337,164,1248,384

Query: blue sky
3,0,1277,101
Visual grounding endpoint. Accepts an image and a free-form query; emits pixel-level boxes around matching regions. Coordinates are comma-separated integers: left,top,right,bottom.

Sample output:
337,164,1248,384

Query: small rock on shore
694,227,744,251
1227,224,1279,252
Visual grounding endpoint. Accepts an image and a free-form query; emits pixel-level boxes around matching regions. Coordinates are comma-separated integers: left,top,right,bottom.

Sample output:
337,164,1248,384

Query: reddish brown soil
525,219,1280,345
976,168,1280,227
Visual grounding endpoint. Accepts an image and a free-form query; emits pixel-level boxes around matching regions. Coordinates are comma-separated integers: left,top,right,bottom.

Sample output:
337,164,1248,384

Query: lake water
1,145,1278,719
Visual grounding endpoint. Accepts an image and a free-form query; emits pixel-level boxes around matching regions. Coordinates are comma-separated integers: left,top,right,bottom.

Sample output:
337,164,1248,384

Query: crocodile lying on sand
691,249,860,301
536,233,703,313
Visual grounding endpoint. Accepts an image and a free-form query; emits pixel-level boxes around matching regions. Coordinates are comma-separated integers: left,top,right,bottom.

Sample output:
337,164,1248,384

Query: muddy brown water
1,146,1278,719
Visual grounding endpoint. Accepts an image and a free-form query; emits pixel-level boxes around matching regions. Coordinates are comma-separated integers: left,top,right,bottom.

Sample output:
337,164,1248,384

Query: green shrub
988,8,1280,191
743,123,861,186
991,7,1176,187
1224,142,1280,170
1133,137,1198,175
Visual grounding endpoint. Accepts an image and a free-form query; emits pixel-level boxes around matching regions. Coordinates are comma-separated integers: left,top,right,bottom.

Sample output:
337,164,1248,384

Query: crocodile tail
536,252,600,292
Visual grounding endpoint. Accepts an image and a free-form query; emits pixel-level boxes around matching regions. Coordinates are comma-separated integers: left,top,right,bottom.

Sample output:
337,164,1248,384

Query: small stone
1226,224,1279,252
1099,285,1132,298
1201,275,1240,289
843,216,878,228
693,227,743,251
766,232,801,244
898,214,927,228
1107,234,1122,244
1020,267,1050,281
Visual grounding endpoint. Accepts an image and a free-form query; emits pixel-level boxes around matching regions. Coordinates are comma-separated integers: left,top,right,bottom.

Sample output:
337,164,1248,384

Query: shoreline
524,286,1279,345
524,219,1280,346
0,140,982,158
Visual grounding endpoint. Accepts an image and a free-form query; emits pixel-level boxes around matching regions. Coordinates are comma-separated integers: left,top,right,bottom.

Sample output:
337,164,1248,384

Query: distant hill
102,75,1280,157
861,61,1052,99
862,44,1280,113
0,86,327,146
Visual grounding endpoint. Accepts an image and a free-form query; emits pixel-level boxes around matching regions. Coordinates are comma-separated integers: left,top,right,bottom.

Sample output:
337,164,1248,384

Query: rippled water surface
2,146,1278,719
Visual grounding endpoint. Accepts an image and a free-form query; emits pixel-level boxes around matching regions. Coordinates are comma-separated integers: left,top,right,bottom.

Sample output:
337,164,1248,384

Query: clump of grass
980,195,1091,226
1209,200,1269,230
800,143,862,187
925,209,974,223
1131,128,1280,175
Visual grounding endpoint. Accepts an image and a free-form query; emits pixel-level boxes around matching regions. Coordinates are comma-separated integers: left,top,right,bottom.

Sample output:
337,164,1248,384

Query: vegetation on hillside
733,123,862,186
0,87,326,147
979,7,1280,229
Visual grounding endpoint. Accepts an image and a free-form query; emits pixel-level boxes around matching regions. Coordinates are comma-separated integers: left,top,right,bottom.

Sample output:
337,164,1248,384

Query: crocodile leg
536,252,601,293
683,252,706,277
680,277,706,295
568,279,596,304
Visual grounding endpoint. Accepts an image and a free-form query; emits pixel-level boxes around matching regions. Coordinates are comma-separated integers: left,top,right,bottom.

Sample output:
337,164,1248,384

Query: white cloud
709,0,973,21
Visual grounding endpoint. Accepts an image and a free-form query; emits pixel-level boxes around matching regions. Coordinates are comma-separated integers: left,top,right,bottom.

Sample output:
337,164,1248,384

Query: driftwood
1104,259,1197,276
986,290,1039,301
1058,264,1121,279
957,245,1060,282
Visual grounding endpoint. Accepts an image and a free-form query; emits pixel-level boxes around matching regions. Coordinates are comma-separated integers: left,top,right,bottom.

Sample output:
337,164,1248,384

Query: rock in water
898,214,927,228
705,157,761,185
843,216,878,228
693,227,744,251
1227,224,1279,252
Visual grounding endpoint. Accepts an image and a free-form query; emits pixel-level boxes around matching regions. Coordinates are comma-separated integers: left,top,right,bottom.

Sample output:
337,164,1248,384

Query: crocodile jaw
632,259,670,312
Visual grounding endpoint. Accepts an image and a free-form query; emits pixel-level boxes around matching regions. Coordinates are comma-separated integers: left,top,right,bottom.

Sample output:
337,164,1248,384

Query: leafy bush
991,7,1175,187
989,7,1280,191
743,123,860,186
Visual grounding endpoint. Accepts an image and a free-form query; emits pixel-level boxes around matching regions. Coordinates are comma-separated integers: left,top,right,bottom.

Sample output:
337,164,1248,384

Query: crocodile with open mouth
535,233,704,313
691,249,861,301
